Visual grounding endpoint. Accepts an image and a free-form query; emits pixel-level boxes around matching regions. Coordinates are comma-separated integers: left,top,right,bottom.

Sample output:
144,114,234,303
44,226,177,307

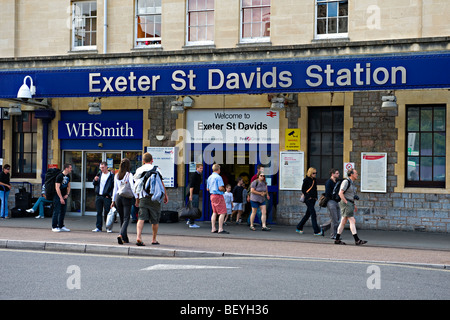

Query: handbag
179,202,202,220
106,207,117,230
318,193,329,207
300,179,315,203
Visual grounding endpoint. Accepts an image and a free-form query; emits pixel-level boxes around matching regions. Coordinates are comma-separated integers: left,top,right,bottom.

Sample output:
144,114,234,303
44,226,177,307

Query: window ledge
67,49,98,55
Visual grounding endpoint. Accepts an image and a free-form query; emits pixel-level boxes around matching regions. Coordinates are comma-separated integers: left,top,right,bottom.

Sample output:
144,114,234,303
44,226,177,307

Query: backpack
142,166,165,203
44,168,62,201
331,178,351,202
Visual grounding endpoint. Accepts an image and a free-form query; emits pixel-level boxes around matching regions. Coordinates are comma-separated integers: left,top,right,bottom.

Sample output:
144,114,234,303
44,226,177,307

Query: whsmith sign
0,53,448,98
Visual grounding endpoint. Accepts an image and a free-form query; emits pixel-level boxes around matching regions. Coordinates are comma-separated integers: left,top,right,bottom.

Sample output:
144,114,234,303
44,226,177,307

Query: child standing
223,184,233,225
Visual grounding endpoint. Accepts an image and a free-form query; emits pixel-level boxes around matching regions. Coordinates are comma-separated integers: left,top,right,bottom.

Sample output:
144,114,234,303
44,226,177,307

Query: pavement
0,215,449,268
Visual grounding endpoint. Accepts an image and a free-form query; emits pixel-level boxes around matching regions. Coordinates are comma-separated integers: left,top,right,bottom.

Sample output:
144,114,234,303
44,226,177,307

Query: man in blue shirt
206,164,229,234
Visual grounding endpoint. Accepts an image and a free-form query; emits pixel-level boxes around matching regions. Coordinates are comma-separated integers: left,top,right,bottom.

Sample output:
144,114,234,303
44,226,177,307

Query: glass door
84,152,103,214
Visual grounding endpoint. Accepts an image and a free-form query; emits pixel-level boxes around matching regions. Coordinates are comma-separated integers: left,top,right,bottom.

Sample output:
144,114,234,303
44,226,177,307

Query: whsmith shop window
135,0,162,47
315,0,348,39
72,1,97,50
308,107,344,184
241,0,271,42
406,105,446,188
187,0,215,44
12,112,37,178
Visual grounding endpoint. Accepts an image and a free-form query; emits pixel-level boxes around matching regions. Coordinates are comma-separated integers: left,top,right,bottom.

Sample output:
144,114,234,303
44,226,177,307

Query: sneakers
26,209,35,213
35,215,44,219
189,224,200,228
52,228,61,232
53,227,70,232
92,228,102,232
295,229,304,234
60,227,70,232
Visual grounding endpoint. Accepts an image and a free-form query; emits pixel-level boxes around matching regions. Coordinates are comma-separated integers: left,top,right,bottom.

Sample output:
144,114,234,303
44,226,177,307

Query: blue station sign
0,52,449,98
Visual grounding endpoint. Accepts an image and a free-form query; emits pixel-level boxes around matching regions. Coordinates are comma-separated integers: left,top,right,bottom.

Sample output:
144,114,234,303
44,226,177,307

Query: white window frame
239,0,271,44
135,0,162,48
71,1,97,51
314,0,348,40
185,0,215,46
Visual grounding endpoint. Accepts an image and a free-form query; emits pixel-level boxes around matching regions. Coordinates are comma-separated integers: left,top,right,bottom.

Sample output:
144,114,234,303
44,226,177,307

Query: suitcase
160,210,179,223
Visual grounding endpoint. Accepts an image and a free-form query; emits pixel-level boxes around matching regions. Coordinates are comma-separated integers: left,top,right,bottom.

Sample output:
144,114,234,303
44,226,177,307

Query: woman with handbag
111,158,137,244
296,167,323,236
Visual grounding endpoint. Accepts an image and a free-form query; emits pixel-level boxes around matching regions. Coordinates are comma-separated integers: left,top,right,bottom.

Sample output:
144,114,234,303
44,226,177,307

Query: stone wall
277,91,450,233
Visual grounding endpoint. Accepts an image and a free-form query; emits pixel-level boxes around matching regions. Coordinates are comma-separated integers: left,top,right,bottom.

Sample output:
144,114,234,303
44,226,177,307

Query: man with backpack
133,152,168,246
334,169,367,245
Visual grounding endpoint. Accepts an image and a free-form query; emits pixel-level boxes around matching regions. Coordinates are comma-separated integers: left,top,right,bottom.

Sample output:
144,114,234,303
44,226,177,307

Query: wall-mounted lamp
170,100,184,114
381,94,398,109
17,76,36,101
156,135,165,141
8,103,22,116
182,96,195,108
270,97,285,111
88,98,102,115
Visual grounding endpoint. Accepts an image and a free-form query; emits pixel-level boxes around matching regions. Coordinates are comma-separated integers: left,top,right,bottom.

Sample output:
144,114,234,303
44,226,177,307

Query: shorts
250,200,265,208
138,196,161,224
226,207,232,215
210,194,227,214
233,203,243,211
339,200,355,217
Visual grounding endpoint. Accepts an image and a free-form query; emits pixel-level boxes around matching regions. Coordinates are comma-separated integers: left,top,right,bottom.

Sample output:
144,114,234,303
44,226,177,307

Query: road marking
141,264,240,271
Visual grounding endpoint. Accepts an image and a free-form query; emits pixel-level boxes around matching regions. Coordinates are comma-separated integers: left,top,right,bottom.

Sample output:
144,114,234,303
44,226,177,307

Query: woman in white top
111,158,137,244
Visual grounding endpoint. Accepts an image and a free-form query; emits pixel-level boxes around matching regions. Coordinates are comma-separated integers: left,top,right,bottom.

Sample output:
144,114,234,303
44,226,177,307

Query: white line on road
141,264,240,271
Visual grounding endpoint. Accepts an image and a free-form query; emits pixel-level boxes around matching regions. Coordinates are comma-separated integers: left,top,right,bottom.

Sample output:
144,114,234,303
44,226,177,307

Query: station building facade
0,0,449,232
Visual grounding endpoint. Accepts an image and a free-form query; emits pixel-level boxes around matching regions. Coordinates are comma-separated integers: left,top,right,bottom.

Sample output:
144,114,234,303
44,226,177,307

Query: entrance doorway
186,143,278,222
63,150,142,215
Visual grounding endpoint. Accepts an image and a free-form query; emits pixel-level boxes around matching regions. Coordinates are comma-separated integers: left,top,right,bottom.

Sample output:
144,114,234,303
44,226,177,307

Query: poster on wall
279,151,304,190
146,147,177,188
360,152,387,193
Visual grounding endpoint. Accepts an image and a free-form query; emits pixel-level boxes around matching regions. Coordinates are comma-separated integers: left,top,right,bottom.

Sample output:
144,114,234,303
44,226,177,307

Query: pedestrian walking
111,158,137,244
249,173,271,231
296,167,323,236
231,177,245,224
92,161,115,232
134,152,168,246
187,163,203,228
0,164,11,219
52,164,72,232
321,168,341,239
26,185,52,218
335,169,367,245
206,164,229,234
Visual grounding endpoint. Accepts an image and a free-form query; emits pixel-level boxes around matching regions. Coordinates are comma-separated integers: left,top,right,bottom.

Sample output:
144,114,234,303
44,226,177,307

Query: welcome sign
0,52,448,98
185,109,279,144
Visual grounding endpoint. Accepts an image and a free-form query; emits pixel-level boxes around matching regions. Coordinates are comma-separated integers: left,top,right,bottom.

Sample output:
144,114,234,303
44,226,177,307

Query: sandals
261,227,271,231
136,240,145,246
249,226,256,231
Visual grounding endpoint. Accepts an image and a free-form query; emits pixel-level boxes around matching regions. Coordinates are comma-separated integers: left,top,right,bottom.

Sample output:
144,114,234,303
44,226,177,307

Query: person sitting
26,185,52,219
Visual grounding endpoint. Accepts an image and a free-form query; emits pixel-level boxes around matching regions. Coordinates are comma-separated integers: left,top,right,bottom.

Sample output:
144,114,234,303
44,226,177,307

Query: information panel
360,152,387,193
146,147,177,188
279,151,304,190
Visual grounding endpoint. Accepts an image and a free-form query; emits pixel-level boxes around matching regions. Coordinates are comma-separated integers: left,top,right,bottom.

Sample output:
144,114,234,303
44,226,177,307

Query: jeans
32,196,53,217
52,196,67,229
0,190,10,218
188,194,199,225
95,195,112,230
116,195,133,240
296,198,320,234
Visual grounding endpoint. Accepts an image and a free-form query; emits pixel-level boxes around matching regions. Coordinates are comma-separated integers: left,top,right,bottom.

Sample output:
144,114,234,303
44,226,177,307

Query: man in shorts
206,164,229,234
335,169,367,245
134,152,168,246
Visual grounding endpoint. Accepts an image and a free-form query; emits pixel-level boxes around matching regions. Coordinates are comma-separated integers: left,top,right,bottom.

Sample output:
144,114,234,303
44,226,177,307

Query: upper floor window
72,1,97,50
187,0,214,45
135,0,162,48
240,0,270,43
315,0,348,39
406,105,446,188
12,112,37,179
